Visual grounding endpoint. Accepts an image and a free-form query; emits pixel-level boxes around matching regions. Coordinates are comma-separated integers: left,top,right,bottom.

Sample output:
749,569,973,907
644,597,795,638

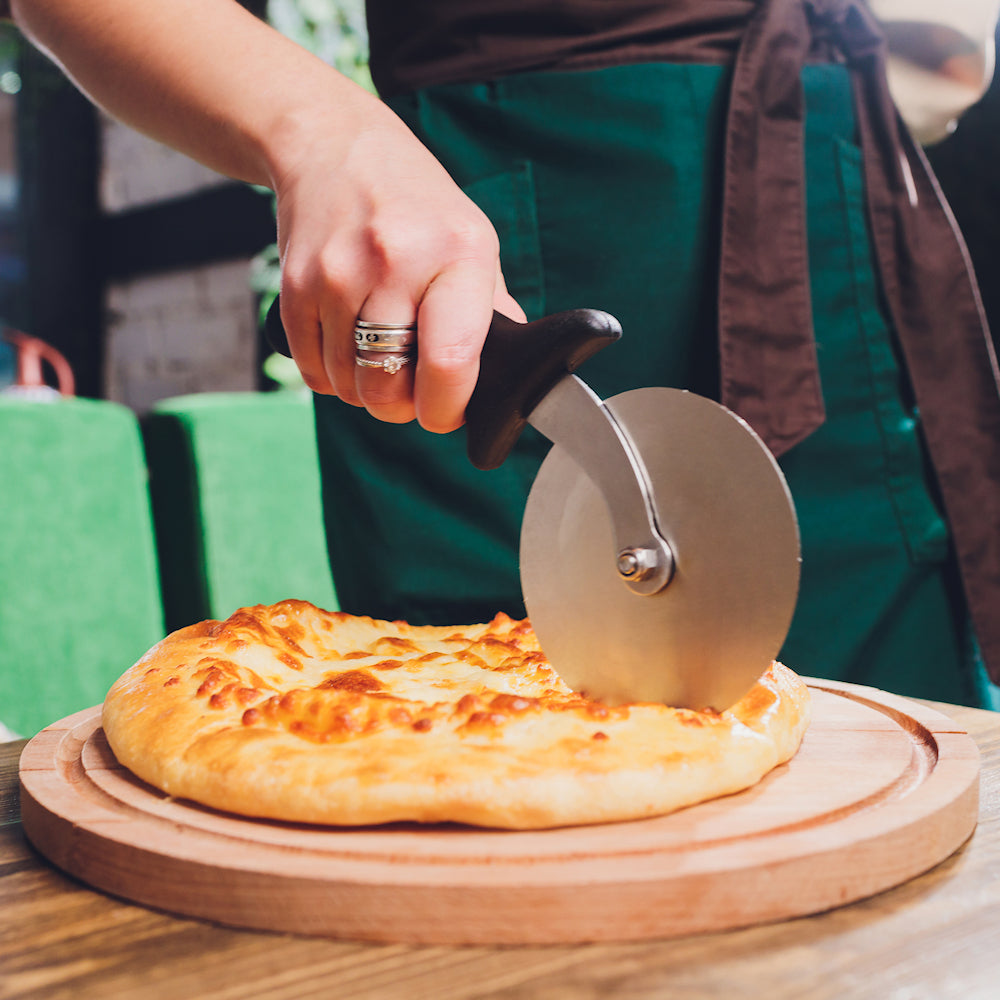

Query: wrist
257,71,387,193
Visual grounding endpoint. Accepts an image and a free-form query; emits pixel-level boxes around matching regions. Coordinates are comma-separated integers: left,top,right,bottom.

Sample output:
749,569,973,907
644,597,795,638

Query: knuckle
443,214,498,263
279,260,310,299
366,207,498,279
282,254,355,317
316,249,356,297
365,227,424,284
366,224,409,269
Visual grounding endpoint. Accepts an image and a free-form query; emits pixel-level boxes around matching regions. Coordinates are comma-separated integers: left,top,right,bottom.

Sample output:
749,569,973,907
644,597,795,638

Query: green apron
314,62,988,707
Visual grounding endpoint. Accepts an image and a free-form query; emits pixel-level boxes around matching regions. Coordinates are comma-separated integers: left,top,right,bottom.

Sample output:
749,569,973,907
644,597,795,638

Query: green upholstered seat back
0,397,164,738
143,392,337,633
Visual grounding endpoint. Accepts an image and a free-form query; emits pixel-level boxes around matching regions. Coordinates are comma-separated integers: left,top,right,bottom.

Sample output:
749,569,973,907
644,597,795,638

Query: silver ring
354,330,416,351
355,320,417,332
355,354,413,374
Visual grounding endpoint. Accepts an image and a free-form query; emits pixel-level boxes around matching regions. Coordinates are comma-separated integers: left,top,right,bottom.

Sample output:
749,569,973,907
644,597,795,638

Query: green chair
0,396,165,738
142,391,337,634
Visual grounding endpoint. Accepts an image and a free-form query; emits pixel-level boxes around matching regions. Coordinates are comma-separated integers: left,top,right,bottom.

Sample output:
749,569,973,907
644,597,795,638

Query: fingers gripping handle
263,298,622,470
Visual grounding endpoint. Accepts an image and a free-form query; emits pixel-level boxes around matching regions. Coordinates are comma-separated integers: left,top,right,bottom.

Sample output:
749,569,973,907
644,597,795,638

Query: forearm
8,0,379,188
8,0,520,433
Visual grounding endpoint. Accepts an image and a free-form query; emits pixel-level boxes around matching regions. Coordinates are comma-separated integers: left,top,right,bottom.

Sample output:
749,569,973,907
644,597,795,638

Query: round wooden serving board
19,679,980,945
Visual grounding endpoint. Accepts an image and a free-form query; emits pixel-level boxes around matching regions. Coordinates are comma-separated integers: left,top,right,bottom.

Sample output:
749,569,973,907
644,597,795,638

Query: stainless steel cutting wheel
520,387,801,711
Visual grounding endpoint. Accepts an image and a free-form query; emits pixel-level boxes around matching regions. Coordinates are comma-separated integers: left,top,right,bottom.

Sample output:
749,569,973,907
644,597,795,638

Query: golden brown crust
103,600,811,829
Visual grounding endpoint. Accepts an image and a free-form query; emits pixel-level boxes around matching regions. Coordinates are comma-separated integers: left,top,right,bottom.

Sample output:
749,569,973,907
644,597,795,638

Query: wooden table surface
3,698,999,1000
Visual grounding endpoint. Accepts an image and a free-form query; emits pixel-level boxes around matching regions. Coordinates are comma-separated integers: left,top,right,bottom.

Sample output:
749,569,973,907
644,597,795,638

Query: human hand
271,100,525,433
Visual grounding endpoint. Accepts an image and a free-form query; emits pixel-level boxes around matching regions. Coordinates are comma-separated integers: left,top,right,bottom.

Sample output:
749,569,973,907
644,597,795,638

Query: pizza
102,599,811,830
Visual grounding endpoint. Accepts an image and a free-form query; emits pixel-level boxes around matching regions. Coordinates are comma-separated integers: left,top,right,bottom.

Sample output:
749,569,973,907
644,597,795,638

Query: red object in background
2,329,75,396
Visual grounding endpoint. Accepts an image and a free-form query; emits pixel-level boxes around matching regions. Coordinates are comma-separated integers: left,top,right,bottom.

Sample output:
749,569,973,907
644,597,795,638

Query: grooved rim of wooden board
19,679,980,945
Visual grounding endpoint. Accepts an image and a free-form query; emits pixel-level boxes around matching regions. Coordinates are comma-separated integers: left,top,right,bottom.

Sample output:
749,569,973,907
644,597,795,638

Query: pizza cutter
266,303,800,711
465,309,800,711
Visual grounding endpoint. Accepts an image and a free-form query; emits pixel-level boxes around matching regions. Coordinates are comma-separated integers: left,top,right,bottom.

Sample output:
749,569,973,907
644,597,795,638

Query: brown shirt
366,1,768,97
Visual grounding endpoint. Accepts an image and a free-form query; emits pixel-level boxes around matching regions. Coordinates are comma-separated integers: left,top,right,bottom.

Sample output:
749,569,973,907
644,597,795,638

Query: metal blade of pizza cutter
465,309,800,712
519,381,800,711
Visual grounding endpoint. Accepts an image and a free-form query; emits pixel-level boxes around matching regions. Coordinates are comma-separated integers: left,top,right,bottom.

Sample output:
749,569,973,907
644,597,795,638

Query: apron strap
720,0,826,455
721,0,1000,681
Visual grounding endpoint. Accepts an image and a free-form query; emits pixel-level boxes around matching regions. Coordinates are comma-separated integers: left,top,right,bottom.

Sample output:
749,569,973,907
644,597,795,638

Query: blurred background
0,0,371,404
0,0,369,739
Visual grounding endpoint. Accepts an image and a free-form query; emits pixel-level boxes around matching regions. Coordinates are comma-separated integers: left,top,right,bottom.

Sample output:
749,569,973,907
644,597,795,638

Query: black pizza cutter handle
264,297,622,471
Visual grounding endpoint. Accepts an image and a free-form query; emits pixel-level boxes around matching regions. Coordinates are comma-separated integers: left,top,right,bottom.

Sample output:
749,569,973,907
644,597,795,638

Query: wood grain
17,680,979,945
0,737,22,826
1,697,998,1000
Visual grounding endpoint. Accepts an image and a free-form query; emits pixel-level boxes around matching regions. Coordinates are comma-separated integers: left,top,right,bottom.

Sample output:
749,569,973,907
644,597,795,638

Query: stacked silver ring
354,320,416,374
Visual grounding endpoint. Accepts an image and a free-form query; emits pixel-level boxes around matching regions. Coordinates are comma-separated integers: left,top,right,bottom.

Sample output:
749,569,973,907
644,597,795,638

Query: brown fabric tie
721,0,1000,681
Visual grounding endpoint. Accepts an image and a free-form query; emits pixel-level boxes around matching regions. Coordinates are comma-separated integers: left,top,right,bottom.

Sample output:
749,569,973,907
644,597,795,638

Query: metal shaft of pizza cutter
526,374,674,596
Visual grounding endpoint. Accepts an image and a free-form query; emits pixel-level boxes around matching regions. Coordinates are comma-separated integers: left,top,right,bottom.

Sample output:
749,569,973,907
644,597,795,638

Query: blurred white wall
99,116,259,413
